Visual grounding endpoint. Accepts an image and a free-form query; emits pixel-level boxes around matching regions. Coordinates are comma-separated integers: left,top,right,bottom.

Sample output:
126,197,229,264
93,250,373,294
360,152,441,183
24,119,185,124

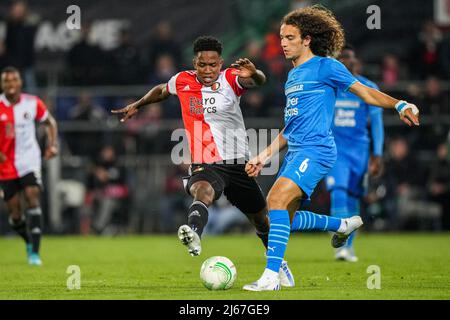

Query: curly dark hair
281,5,345,58
193,36,223,55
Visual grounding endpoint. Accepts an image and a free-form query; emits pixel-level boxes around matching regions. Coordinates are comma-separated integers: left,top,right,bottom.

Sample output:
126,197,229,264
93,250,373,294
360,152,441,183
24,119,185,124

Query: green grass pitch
0,233,449,299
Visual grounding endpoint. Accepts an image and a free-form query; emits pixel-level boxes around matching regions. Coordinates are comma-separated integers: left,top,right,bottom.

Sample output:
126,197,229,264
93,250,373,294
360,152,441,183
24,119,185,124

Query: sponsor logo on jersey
0,114,7,121
284,107,298,117
189,96,217,114
285,84,304,95
334,109,356,127
287,97,299,107
335,100,360,108
284,98,299,118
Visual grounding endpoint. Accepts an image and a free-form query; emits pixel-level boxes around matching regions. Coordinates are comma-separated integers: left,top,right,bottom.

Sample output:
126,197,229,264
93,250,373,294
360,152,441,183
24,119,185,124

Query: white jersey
167,68,249,163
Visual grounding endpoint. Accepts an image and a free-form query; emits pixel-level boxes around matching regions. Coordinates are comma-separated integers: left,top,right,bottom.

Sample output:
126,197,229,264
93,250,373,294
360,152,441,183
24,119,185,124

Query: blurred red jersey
0,93,48,180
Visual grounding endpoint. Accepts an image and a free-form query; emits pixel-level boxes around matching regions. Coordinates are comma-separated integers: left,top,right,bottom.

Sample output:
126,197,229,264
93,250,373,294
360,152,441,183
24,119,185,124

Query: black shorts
184,162,266,214
0,172,42,202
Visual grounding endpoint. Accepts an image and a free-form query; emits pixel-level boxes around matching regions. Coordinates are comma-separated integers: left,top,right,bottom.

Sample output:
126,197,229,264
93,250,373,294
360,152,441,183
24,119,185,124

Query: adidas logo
182,85,190,91
188,210,201,218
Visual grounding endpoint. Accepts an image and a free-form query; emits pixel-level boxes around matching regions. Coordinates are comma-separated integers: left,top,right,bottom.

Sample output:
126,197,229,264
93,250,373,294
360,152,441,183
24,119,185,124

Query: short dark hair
193,36,222,55
1,66,20,76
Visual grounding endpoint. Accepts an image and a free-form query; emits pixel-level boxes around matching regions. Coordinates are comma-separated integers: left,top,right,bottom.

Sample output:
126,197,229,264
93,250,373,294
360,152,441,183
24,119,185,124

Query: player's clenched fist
245,156,265,177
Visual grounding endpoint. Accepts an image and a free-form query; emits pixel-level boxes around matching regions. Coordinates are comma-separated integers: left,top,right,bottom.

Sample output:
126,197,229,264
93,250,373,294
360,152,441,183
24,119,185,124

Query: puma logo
268,246,276,252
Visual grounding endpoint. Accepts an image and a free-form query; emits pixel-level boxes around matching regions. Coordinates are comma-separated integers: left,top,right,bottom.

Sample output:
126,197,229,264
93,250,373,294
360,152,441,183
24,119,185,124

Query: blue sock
330,188,349,219
346,232,356,247
291,211,342,232
266,210,290,273
346,194,360,248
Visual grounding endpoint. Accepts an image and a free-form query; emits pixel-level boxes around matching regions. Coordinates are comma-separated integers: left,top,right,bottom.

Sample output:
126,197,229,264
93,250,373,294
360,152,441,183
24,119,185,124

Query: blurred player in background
324,45,384,262
112,36,295,287
244,5,419,291
0,66,58,266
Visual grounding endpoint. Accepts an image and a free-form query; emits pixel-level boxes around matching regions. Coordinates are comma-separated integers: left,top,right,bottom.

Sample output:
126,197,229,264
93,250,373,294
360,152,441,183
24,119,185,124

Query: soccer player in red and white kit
112,36,295,287
0,67,58,266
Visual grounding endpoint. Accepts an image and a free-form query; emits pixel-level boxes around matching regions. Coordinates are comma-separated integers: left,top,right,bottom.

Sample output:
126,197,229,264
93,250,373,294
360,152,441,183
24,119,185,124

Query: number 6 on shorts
299,158,310,173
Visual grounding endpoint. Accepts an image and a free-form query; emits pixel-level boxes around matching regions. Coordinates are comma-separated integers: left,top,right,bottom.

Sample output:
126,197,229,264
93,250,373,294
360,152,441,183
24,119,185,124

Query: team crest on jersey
211,82,220,91
23,112,31,120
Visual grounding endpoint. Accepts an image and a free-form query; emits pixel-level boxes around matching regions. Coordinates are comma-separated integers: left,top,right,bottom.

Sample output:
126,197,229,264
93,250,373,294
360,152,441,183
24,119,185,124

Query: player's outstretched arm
245,129,287,177
349,82,420,127
231,58,266,88
42,113,58,160
111,83,170,122
368,107,384,177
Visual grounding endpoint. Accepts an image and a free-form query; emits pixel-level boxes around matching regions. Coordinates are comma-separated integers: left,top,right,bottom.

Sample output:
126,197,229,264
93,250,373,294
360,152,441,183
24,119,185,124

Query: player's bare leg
23,186,43,266
6,193,32,262
178,180,214,256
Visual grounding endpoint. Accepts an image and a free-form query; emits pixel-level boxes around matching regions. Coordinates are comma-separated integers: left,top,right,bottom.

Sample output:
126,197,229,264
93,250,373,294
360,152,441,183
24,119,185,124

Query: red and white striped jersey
167,68,250,163
0,93,48,180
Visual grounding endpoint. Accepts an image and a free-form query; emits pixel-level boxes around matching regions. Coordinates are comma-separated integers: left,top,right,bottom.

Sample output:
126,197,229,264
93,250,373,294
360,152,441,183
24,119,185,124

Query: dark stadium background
0,0,449,236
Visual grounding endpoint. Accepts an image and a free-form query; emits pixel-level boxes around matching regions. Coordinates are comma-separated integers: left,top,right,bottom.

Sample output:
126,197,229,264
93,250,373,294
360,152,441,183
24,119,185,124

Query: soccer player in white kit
112,36,296,287
0,67,58,266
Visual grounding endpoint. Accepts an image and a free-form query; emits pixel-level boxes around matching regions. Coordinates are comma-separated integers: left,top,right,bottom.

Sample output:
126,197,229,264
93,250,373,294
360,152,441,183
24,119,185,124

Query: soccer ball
200,256,237,290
